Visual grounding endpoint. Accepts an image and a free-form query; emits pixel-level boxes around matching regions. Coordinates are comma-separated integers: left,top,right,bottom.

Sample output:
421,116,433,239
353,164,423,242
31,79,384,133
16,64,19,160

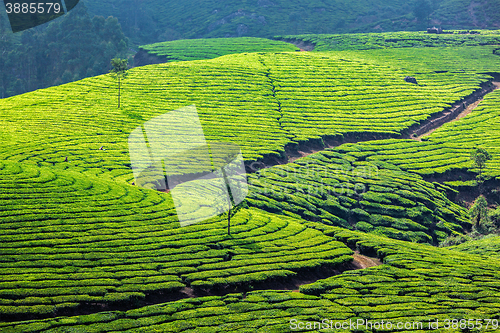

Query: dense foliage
82,0,500,45
0,3,129,98
278,30,500,51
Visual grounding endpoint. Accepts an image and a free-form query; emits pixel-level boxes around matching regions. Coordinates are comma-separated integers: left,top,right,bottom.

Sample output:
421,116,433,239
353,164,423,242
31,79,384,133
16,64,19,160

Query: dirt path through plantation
351,251,383,269
416,81,500,140
132,251,383,305
66,250,384,319
246,76,500,173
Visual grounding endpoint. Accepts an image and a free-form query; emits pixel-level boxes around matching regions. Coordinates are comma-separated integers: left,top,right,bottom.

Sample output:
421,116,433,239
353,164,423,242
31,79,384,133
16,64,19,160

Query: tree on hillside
216,144,247,236
220,157,236,236
470,147,492,183
470,195,488,227
488,206,500,228
110,58,129,108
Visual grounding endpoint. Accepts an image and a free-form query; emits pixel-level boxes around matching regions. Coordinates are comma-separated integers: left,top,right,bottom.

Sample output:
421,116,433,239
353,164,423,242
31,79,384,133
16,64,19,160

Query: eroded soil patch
275,37,316,51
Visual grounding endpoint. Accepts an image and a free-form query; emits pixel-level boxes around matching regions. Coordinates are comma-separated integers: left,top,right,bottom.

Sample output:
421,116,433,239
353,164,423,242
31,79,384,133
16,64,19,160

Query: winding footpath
246,76,500,172
416,81,500,140
409,80,500,140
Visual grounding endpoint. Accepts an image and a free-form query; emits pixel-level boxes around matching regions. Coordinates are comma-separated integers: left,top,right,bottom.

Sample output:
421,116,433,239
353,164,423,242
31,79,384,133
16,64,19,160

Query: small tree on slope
110,58,129,108
470,147,492,184
470,195,488,228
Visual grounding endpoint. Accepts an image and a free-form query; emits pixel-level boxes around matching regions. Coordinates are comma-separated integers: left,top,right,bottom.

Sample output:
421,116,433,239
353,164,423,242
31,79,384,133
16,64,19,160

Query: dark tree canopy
0,2,129,99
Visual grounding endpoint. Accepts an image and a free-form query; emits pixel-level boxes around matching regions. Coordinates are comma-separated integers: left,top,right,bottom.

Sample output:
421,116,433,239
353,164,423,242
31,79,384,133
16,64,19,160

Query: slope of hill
1,47,498,186
0,160,355,319
3,33,500,330
0,144,476,319
82,0,500,45
135,37,299,66
1,227,499,332
3,0,499,99
136,30,500,67
279,30,500,51
336,87,500,181
246,150,469,244
450,234,500,257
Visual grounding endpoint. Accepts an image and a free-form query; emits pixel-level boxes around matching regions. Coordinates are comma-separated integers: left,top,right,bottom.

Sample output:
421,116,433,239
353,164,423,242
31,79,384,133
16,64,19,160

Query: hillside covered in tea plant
1,33,500,332
2,45,500,182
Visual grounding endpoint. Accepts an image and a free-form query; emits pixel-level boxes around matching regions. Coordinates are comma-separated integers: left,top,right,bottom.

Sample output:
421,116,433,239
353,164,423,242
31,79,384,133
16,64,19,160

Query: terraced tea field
260,49,496,143
137,37,299,64
2,34,500,332
0,160,355,319
246,151,469,244
1,226,499,332
333,87,500,182
278,30,500,51
1,47,499,185
450,235,500,257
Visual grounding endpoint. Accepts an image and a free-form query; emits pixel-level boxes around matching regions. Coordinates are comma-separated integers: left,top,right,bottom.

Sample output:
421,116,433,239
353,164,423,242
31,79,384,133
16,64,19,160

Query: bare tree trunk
118,77,121,108
479,166,483,194
228,207,231,235
220,167,233,236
